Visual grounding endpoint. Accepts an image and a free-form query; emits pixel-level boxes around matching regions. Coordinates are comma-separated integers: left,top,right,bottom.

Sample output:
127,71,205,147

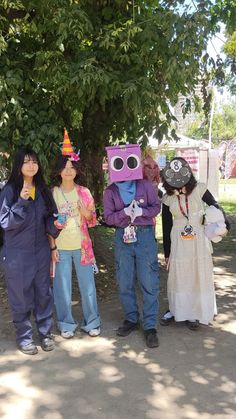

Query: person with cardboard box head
103,144,161,348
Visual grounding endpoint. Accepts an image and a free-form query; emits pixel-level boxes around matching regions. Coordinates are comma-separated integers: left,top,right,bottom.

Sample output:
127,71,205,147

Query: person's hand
221,229,228,237
20,182,30,200
77,198,93,220
54,213,67,230
54,219,66,230
130,201,143,223
124,200,135,218
51,249,60,263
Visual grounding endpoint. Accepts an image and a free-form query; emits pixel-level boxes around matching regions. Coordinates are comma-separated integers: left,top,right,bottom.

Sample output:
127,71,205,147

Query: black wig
6,147,56,215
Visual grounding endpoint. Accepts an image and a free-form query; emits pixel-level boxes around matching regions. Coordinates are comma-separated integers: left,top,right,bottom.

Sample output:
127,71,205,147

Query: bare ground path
0,217,235,419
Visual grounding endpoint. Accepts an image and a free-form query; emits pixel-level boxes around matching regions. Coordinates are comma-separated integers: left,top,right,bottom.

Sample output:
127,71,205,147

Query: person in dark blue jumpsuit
0,148,60,355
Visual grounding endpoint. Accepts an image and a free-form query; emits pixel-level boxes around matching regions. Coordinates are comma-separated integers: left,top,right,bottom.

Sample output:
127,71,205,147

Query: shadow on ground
0,220,235,419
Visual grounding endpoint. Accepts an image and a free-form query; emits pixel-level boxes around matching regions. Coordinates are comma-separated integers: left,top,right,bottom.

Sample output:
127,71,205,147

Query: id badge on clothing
123,225,137,244
180,224,196,240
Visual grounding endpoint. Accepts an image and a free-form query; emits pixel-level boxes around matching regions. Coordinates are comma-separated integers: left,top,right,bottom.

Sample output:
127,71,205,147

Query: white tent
148,134,209,150
148,134,219,199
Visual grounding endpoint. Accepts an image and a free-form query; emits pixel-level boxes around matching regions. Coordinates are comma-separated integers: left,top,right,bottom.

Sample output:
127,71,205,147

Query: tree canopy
223,31,236,94
0,0,235,199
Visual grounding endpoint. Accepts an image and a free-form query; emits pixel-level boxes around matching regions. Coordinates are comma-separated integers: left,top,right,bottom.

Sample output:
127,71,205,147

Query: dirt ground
0,216,235,419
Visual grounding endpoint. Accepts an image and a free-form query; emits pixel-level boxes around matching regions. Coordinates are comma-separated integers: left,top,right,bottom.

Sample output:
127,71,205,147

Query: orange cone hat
62,128,73,155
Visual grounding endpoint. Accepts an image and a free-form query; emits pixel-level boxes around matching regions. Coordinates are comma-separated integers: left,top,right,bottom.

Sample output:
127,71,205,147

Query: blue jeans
53,249,100,333
115,226,159,330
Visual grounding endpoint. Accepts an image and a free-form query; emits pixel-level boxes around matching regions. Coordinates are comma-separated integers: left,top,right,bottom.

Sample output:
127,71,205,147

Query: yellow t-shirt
29,186,35,200
53,187,81,250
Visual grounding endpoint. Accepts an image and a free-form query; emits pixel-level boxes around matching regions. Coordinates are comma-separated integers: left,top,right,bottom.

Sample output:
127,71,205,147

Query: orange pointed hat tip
64,127,69,139
62,128,73,155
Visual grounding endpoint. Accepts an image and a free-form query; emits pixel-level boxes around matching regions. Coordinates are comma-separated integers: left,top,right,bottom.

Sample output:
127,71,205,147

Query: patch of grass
220,200,236,215
219,177,236,214
156,216,163,243
213,216,236,254
215,198,236,254
90,225,115,252
93,225,115,238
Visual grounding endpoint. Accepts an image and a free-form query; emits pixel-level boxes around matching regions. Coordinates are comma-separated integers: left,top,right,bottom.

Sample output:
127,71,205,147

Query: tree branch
1,8,36,22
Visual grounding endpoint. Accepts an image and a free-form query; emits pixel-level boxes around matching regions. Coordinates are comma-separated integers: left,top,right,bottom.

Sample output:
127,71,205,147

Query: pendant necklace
59,187,80,227
177,194,196,240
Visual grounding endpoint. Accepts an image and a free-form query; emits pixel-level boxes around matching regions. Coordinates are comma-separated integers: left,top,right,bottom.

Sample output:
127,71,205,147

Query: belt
116,225,153,230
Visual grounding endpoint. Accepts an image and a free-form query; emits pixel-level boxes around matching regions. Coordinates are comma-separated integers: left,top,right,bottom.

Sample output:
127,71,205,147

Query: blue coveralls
0,185,59,346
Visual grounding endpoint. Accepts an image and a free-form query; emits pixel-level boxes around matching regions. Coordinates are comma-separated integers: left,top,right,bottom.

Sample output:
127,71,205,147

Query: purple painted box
105,144,143,183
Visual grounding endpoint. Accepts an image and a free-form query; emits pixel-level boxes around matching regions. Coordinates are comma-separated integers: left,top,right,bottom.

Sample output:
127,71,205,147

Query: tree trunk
78,104,110,206
79,153,104,206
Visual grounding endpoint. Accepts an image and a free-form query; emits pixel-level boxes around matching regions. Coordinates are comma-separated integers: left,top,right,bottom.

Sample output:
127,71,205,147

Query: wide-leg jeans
53,249,100,333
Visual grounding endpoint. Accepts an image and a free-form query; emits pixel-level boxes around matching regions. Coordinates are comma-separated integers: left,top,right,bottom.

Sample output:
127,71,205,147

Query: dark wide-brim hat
162,157,192,188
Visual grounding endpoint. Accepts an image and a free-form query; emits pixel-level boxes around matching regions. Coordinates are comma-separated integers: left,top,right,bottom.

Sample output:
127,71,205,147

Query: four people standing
0,143,228,354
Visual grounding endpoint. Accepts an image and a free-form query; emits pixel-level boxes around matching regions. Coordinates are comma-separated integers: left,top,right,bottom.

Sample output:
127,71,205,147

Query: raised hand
20,182,31,200
77,198,93,220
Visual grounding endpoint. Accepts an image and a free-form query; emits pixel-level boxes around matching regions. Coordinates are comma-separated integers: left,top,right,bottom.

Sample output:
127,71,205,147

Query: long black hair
162,174,197,196
51,155,80,186
6,147,56,215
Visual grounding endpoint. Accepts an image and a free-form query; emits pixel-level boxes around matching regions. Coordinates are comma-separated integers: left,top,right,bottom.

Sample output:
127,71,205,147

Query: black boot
117,320,139,337
144,329,159,348
18,342,38,355
41,336,55,351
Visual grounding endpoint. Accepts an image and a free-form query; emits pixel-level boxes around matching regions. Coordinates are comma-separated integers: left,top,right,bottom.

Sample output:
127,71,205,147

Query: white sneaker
61,330,74,339
88,327,101,337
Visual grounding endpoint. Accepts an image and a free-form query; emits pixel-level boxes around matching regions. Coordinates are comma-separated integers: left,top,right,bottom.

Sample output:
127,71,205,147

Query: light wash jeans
115,226,159,330
53,249,100,333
